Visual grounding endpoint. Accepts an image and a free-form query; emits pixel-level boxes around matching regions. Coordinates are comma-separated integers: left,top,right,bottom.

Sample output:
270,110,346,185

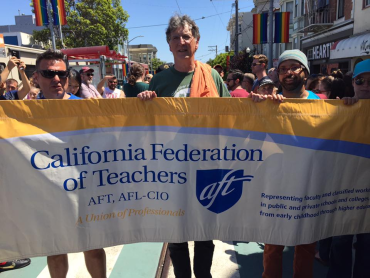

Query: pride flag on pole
123,63,128,77
274,12,290,43
33,0,49,26
51,0,67,26
253,13,268,44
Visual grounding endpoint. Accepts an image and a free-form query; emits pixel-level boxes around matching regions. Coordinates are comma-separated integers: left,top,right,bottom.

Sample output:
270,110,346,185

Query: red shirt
230,88,249,98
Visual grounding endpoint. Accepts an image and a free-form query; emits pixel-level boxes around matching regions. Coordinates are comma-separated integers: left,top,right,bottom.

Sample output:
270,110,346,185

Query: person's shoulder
68,93,81,99
306,90,321,99
2,90,19,100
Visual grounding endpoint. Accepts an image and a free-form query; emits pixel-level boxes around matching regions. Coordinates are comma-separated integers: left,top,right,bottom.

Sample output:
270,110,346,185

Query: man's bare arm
0,56,18,83
17,61,31,99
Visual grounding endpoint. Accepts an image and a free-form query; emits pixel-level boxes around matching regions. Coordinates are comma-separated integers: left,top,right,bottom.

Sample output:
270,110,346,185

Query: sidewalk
167,241,329,278
1,241,328,277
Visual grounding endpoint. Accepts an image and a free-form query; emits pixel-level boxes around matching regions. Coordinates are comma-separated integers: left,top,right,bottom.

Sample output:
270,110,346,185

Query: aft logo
196,169,254,214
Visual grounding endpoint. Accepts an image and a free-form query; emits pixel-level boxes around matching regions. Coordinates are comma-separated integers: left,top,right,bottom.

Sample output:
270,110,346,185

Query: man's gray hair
166,15,200,43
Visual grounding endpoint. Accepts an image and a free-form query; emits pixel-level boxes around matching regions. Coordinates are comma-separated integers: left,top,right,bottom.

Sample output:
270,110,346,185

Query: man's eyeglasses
171,35,193,43
38,70,69,79
226,78,234,82
277,65,305,75
252,63,261,67
108,80,117,84
85,73,94,77
354,77,370,86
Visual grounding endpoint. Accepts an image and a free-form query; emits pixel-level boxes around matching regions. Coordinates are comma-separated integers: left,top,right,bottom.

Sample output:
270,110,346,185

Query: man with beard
226,70,249,97
97,75,125,98
79,67,102,99
262,50,319,278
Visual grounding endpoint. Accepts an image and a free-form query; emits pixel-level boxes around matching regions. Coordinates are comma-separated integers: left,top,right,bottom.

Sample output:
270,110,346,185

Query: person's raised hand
137,91,157,100
7,56,20,71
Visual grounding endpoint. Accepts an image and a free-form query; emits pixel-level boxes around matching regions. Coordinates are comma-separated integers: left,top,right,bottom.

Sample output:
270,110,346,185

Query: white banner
0,98,369,261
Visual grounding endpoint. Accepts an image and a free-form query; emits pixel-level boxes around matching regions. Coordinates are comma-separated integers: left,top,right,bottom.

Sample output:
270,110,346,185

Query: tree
151,57,166,71
230,51,253,74
31,0,129,50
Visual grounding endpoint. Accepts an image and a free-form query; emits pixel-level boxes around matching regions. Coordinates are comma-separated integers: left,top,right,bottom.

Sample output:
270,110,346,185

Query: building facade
300,0,354,74
329,0,370,71
227,12,254,53
128,44,157,70
0,15,45,35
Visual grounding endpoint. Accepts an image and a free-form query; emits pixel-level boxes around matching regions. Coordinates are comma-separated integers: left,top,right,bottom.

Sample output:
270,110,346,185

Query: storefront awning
330,33,370,60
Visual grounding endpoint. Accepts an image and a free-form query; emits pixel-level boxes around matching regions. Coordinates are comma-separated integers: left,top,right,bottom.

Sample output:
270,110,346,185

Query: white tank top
103,87,121,99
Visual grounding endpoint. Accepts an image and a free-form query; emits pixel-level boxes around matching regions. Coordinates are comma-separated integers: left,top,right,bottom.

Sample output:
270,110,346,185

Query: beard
280,74,305,92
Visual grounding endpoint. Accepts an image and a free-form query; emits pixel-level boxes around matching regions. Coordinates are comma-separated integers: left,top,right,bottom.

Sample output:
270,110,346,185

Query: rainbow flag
33,0,49,26
253,13,268,44
123,63,128,77
274,12,290,43
51,0,67,26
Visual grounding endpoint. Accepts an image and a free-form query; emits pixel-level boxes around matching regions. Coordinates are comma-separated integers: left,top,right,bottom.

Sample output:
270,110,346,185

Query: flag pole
47,0,56,50
268,0,273,69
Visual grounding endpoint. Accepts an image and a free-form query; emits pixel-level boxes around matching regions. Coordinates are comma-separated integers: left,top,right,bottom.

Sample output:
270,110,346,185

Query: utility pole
268,0,273,69
47,0,56,50
235,0,239,54
208,45,218,57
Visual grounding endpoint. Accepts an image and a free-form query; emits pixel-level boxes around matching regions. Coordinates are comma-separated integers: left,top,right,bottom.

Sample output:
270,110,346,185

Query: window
301,0,304,16
294,37,298,49
365,0,370,8
286,2,293,24
295,0,298,17
337,0,344,18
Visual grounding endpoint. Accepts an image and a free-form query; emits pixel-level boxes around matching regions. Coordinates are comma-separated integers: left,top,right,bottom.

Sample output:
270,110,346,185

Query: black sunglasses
38,70,69,79
354,77,370,86
85,73,94,77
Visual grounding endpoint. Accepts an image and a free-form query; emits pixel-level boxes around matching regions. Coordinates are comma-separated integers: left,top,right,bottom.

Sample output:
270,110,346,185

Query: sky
0,0,255,63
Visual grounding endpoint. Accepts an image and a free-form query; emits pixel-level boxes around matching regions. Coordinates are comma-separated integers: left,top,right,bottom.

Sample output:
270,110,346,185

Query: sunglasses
252,63,261,67
38,70,69,79
108,80,117,84
354,78,370,86
226,78,234,82
85,73,94,77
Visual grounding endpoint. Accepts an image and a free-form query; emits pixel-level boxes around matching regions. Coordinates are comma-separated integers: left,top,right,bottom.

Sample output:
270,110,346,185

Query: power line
127,6,253,29
210,0,225,28
175,0,182,14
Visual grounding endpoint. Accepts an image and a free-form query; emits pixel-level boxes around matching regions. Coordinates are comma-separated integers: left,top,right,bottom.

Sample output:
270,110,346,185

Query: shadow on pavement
230,242,328,278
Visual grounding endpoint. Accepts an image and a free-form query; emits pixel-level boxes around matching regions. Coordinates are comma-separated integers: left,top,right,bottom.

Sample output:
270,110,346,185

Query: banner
33,0,49,26
274,12,290,43
51,0,68,26
253,13,268,44
0,99,369,261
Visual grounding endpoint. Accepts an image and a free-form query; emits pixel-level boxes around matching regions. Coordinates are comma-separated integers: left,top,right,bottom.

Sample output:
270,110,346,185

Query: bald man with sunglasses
32,49,107,278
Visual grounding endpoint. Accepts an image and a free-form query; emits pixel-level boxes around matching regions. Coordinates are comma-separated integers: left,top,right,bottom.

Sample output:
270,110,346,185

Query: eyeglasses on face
108,80,117,84
226,78,234,82
85,73,94,77
171,34,193,43
354,77,370,86
277,65,305,75
38,70,69,79
252,63,261,67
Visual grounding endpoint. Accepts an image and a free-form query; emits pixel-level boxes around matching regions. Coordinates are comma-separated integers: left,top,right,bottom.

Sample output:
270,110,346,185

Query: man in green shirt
138,14,229,278
139,15,229,99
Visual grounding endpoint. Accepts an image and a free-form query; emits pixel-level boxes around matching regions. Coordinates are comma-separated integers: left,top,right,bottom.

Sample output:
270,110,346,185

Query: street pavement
2,241,328,277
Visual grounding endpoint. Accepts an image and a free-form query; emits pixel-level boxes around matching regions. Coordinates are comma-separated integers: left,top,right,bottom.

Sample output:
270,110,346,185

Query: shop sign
360,39,370,55
309,42,334,60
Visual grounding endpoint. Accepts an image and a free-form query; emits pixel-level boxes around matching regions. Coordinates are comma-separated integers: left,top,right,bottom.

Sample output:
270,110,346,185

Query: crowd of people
0,14,369,278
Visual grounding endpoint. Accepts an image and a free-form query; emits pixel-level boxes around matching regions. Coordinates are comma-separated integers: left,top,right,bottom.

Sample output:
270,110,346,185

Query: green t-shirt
149,65,230,98
124,82,149,98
